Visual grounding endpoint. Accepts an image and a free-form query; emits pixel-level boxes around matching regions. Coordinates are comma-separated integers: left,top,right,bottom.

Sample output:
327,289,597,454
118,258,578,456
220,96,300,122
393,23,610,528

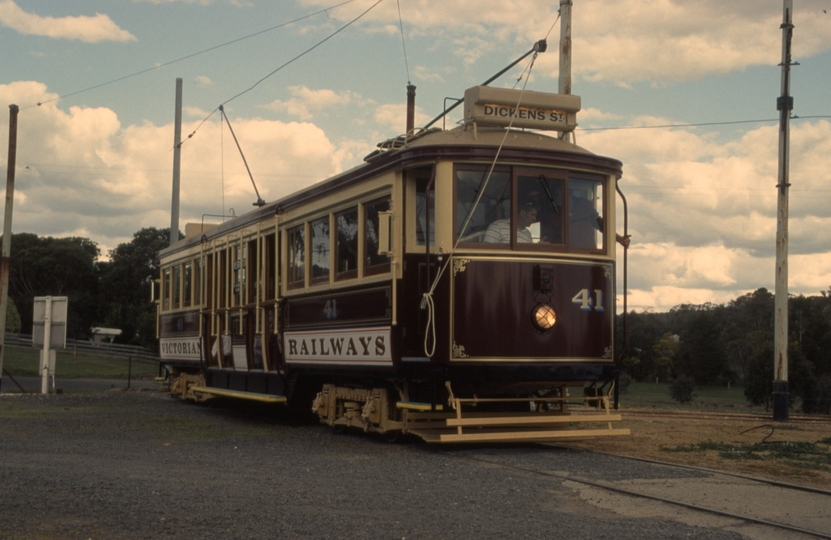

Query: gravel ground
0,390,749,540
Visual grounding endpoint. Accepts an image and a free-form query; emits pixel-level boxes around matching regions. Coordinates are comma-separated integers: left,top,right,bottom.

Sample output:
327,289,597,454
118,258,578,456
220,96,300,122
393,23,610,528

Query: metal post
170,78,183,246
41,296,52,395
773,0,794,422
0,104,19,393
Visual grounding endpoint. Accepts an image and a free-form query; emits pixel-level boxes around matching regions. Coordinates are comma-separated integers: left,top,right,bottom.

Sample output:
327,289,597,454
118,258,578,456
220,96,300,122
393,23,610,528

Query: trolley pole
0,104,19,393
773,0,794,422
170,78,183,247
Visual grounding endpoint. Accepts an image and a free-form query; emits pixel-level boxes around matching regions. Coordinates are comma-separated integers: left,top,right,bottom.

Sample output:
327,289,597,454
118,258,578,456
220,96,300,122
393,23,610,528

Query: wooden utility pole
773,0,794,422
0,104,19,392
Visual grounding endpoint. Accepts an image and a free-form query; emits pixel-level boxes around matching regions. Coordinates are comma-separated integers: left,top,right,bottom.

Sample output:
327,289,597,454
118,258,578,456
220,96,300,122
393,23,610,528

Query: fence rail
4,333,159,363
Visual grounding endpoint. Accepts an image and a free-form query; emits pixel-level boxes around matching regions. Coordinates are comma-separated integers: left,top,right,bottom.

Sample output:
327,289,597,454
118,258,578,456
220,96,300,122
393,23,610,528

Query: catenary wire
20,0,360,112
578,115,831,132
396,0,411,84
183,0,385,145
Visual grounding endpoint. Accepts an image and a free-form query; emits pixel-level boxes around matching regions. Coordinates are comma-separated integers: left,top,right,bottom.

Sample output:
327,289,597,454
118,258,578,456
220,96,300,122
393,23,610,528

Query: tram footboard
405,395,630,443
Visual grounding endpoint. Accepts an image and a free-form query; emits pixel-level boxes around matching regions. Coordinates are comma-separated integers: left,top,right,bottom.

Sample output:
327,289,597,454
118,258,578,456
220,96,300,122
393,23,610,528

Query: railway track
623,408,831,425
448,445,831,539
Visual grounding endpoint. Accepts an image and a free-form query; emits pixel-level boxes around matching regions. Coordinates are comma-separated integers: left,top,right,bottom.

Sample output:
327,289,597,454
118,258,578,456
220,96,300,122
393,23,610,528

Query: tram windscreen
568,178,604,250
455,169,511,243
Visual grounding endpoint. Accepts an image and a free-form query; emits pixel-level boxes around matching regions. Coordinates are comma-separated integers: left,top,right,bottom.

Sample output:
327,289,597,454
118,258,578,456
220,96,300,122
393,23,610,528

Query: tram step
190,386,287,403
397,401,444,411
445,413,622,427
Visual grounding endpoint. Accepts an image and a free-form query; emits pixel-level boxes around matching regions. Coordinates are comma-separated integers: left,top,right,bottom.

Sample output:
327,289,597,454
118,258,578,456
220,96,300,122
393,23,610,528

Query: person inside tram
484,201,538,243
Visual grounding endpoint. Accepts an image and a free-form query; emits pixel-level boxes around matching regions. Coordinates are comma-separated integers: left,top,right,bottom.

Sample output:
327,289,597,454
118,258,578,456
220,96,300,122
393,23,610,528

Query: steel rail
454,453,831,540
544,444,831,497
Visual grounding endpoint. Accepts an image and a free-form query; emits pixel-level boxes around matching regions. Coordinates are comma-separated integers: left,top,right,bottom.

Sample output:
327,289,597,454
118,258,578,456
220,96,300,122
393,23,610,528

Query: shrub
670,375,696,404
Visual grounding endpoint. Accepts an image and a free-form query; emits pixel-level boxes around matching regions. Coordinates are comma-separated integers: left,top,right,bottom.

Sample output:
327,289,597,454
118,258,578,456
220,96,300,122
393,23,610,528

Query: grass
619,381,763,412
662,440,831,471
2,346,159,380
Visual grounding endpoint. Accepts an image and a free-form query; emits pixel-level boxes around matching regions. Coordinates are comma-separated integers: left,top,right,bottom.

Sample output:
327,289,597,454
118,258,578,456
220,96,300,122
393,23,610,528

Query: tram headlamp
531,303,557,332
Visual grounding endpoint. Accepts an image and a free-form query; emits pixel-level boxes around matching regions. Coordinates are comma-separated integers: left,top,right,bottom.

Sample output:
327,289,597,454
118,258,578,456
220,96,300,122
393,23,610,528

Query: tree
98,227,176,347
675,310,729,385
6,233,100,337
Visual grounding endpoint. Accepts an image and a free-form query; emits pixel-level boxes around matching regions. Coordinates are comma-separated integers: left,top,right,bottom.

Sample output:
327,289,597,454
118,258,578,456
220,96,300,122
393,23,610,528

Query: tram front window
455,168,511,243
454,164,606,251
568,179,604,250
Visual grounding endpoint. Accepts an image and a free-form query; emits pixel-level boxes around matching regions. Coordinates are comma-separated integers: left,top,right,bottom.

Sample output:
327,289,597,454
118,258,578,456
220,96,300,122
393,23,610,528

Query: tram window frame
415,175,435,248
172,265,181,310
183,262,192,307
310,216,330,285
162,268,171,311
454,165,512,246
194,258,201,306
335,206,359,281
453,164,607,253
567,176,606,251
363,197,391,276
287,225,306,290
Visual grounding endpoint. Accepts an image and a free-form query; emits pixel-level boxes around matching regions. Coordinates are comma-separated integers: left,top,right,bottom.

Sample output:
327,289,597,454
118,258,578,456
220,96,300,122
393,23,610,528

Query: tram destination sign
463,86,580,132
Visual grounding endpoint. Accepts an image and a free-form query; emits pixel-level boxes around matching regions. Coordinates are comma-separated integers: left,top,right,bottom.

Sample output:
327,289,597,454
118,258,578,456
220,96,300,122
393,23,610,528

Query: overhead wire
396,0,411,84
183,0,385,145
20,0,360,112
578,115,831,132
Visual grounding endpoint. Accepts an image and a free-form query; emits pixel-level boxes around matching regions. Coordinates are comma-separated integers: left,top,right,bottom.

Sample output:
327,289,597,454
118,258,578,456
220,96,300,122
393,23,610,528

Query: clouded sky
1,0,830,312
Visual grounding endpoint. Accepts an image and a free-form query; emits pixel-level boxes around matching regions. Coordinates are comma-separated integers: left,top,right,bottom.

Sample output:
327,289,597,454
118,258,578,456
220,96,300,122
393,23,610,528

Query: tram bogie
156,84,630,443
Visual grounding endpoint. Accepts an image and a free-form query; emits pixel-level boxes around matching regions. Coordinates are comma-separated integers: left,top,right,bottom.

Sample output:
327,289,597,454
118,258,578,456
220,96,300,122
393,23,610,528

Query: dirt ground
563,409,831,489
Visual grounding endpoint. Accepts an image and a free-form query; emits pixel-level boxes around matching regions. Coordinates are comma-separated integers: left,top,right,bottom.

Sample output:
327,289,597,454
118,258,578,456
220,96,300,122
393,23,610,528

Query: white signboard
159,337,202,361
463,86,581,132
32,296,68,349
284,327,392,366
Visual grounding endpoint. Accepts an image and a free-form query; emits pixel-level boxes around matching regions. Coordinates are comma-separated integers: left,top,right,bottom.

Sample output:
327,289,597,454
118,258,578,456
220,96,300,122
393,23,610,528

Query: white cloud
0,81,344,253
264,86,364,121
300,0,831,83
586,116,831,311
194,76,214,87
0,0,135,43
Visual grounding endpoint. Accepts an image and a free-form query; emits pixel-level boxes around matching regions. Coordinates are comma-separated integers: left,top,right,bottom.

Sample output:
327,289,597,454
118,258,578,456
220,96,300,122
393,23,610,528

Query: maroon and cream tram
156,84,630,442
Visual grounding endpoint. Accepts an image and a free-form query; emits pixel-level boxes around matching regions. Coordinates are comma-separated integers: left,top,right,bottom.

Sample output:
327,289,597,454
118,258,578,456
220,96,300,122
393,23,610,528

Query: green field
619,382,764,412
0,348,768,412
2,346,159,380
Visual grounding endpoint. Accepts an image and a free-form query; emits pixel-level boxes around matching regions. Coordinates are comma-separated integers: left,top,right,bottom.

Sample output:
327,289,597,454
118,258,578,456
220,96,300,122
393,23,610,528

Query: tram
156,79,630,443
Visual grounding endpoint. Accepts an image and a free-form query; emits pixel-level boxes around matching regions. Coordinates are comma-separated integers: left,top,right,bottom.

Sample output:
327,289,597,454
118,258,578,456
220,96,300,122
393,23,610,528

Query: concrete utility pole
773,0,794,422
0,104,19,392
170,78,183,247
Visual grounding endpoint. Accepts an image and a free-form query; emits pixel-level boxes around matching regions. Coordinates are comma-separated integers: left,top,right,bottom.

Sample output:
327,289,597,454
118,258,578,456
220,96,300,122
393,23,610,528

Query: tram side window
183,263,192,307
193,259,201,306
568,178,604,250
172,265,181,309
455,168,511,243
287,225,305,289
310,217,330,284
517,173,565,244
364,198,391,275
162,268,171,311
415,177,435,247
335,207,358,280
